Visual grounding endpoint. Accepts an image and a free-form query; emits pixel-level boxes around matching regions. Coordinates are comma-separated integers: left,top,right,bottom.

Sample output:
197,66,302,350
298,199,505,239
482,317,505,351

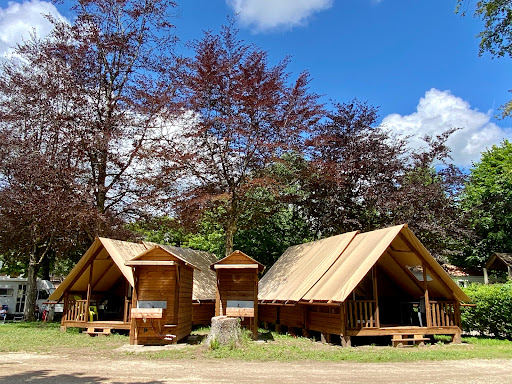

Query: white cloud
226,0,333,32
0,0,67,57
381,88,512,167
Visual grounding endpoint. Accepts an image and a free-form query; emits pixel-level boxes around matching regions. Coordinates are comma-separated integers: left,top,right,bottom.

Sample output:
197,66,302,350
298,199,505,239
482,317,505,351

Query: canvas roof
259,224,470,303
49,238,146,301
50,239,217,302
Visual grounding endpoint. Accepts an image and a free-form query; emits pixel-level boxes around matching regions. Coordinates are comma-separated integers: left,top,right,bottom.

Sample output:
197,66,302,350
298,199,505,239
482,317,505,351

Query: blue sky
1,0,511,166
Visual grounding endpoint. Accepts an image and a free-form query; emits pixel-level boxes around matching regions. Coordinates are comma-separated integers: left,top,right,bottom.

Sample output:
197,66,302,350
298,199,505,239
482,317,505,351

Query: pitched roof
49,238,147,302
259,224,470,303
145,242,218,301
211,250,265,272
486,253,512,270
49,239,217,302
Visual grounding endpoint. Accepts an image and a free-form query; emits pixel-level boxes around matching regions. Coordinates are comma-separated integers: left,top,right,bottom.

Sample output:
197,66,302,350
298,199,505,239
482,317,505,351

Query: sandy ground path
1,352,512,384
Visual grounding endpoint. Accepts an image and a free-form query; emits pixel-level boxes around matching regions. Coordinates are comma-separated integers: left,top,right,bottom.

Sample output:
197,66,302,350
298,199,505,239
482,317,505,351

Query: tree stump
205,316,242,348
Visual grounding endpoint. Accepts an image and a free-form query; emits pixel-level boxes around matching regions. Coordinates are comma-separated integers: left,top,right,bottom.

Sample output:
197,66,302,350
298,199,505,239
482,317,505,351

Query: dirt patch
0,350,512,383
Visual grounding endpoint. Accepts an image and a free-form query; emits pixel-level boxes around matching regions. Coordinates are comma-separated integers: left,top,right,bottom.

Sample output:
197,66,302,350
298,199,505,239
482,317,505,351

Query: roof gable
259,224,470,304
211,250,265,272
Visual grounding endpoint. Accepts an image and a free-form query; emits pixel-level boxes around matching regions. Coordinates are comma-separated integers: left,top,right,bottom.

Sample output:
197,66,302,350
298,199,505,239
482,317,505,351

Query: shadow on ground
0,370,164,384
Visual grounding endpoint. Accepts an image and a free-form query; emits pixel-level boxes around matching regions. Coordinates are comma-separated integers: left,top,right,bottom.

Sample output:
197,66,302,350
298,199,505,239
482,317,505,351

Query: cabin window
0,288,13,296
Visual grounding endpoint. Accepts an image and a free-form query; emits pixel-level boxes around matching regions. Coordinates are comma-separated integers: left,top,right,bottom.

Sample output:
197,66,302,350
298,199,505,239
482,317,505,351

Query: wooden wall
216,269,258,316
259,304,342,335
176,266,193,341
131,265,187,345
192,301,215,325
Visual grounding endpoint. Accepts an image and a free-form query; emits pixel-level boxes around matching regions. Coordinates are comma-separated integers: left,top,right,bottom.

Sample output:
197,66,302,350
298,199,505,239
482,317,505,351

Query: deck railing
65,299,88,322
429,301,459,327
346,300,378,329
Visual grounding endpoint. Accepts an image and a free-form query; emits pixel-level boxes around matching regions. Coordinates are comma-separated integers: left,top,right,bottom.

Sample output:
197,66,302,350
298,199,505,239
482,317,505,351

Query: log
205,316,242,348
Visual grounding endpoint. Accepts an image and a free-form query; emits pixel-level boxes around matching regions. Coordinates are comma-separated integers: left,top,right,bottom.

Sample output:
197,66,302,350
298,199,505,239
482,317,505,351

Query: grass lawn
2,322,512,362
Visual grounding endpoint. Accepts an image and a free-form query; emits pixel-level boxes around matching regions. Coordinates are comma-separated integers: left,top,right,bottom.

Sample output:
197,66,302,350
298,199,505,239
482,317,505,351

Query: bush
461,281,512,338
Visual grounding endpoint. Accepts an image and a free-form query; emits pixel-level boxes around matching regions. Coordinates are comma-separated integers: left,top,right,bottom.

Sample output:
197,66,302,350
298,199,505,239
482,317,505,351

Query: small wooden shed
484,253,512,283
211,251,265,338
126,245,199,345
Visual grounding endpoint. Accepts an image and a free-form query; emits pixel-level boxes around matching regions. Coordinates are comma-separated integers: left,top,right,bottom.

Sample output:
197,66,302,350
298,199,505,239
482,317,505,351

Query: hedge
461,281,512,339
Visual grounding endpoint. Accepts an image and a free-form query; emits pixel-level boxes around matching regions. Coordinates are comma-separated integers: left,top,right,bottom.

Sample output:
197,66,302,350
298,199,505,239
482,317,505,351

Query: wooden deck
347,325,460,336
62,320,131,330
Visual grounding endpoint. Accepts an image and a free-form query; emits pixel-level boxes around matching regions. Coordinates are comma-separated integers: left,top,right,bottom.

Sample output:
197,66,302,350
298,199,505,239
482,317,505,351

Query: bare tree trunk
24,250,40,322
224,221,236,257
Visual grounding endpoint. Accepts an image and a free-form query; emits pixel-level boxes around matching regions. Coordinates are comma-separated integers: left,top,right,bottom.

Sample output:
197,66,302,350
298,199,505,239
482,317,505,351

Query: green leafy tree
457,0,512,115
462,140,512,266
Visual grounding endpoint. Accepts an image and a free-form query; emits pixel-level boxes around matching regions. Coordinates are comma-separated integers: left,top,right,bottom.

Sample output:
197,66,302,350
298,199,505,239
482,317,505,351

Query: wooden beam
213,264,259,269
125,261,177,266
85,261,93,323
129,268,138,345
372,266,380,328
63,245,103,296
423,262,432,328
398,233,456,298
91,261,115,291
385,252,425,295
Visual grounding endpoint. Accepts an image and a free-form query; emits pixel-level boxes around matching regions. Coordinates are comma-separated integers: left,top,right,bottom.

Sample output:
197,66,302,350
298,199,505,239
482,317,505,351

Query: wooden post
423,263,432,328
215,270,221,316
452,330,462,344
253,270,258,340
508,266,512,280
372,267,380,328
60,295,68,332
483,267,489,285
85,262,93,322
129,268,138,345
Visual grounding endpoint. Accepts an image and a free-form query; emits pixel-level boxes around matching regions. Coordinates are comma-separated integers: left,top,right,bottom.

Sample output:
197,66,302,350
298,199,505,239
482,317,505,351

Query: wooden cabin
126,245,199,345
211,251,265,339
258,224,470,347
483,253,512,284
49,238,217,339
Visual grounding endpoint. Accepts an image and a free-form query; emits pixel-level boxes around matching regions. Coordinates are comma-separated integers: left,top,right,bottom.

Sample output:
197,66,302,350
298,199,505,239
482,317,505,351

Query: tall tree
159,24,323,256
457,0,512,115
45,0,180,215
302,100,406,236
391,130,471,262
0,0,180,319
462,139,512,266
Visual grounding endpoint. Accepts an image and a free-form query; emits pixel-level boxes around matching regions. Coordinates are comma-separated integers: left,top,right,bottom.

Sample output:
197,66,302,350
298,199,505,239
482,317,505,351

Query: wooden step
84,327,111,336
392,334,429,347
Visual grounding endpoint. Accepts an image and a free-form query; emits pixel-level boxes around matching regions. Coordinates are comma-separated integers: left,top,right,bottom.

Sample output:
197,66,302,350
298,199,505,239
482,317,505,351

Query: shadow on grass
185,334,207,345
0,370,164,384
257,331,274,342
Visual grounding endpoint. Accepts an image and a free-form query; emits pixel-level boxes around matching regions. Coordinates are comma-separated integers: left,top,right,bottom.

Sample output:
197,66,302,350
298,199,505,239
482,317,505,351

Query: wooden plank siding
192,301,215,325
132,265,178,345
258,302,462,340
176,266,194,341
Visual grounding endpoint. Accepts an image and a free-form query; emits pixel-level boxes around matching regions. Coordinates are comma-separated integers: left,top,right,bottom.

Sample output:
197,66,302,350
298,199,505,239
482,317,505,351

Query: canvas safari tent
258,224,470,346
49,238,217,342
